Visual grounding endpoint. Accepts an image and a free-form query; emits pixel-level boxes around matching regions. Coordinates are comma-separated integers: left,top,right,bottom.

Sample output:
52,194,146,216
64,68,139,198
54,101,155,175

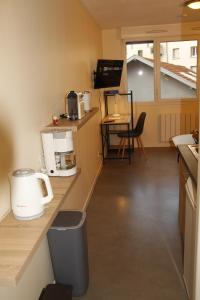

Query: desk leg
106,124,110,151
128,123,131,164
132,137,134,152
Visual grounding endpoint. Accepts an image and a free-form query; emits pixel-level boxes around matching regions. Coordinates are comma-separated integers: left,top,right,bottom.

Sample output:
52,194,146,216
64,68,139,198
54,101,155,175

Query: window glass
191,66,197,72
172,48,179,59
138,50,143,56
160,40,197,99
126,42,154,102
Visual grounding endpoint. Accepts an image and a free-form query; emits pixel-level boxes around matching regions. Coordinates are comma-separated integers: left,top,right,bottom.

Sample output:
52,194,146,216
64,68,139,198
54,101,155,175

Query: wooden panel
61,111,102,211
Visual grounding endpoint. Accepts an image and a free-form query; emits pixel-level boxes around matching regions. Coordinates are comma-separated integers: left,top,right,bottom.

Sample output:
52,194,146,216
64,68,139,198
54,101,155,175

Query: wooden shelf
0,171,80,287
45,107,99,132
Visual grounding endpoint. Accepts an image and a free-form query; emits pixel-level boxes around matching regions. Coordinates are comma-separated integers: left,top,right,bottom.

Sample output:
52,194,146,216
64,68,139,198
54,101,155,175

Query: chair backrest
134,112,146,135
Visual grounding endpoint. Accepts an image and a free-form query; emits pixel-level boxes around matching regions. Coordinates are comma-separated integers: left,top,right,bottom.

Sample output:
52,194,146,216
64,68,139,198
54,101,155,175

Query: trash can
47,211,89,297
39,283,72,300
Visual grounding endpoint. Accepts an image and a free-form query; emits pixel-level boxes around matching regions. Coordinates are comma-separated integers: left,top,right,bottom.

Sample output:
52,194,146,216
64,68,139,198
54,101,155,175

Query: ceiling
80,0,200,29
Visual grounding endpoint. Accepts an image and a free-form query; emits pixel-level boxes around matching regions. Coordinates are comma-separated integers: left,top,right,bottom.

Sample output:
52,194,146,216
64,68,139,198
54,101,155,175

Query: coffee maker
66,91,85,120
41,130,77,177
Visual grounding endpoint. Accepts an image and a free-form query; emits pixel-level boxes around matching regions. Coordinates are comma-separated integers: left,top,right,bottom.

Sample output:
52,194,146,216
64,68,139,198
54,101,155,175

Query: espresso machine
66,91,85,120
41,130,77,177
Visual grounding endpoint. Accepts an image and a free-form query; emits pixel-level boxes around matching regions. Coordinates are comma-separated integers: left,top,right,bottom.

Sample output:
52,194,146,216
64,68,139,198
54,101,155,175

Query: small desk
101,114,132,164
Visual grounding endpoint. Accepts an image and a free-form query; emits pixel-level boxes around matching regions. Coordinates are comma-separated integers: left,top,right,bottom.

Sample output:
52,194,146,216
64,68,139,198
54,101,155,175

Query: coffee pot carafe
41,129,77,177
11,168,53,220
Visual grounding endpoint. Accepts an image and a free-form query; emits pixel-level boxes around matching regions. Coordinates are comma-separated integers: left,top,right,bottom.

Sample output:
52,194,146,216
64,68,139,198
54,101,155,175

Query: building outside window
126,41,154,102
172,48,180,59
138,50,143,56
160,40,197,100
126,40,198,102
191,46,197,57
191,66,197,72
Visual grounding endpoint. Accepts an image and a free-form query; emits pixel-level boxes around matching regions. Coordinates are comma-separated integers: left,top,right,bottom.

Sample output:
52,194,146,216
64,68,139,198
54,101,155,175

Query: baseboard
82,160,103,211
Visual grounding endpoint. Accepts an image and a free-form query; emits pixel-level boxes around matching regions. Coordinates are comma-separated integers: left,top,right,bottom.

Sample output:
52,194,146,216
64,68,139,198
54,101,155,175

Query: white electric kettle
11,168,53,220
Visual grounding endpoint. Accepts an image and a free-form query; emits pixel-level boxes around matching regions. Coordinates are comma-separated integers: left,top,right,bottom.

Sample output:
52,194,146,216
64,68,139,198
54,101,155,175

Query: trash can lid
51,211,86,229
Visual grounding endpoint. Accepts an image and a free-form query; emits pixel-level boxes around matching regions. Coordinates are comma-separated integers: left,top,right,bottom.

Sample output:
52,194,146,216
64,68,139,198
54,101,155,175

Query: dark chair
117,112,147,158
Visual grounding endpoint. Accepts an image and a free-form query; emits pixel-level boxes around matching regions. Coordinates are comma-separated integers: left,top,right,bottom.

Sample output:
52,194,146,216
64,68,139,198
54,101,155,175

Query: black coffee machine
66,91,85,120
66,91,78,120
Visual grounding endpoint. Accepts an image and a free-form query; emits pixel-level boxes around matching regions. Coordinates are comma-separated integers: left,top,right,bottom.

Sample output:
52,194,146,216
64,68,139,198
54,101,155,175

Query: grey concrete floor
75,148,188,300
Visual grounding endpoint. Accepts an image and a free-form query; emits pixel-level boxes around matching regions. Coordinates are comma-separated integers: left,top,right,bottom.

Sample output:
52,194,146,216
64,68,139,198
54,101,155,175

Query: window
126,39,198,102
138,50,143,56
126,41,154,102
191,46,197,57
191,66,197,72
160,40,197,100
172,48,179,59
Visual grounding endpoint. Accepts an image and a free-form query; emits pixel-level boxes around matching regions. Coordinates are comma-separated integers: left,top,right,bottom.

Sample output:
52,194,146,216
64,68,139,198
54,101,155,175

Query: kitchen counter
178,145,198,185
0,171,80,287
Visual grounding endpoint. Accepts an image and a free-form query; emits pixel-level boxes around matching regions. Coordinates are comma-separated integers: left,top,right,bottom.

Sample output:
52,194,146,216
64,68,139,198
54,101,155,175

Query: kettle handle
35,173,53,205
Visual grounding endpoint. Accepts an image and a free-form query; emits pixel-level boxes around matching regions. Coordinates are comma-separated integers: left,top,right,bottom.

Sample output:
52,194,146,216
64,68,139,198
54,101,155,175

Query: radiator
160,113,196,142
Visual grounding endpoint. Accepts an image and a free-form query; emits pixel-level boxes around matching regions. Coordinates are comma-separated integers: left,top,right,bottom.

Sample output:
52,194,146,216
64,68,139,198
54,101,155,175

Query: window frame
172,48,180,59
137,49,143,56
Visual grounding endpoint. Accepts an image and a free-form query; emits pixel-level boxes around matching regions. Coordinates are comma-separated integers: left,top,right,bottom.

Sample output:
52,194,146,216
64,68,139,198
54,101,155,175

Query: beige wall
0,0,102,299
61,111,102,210
0,0,102,218
102,29,127,92
102,28,199,147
